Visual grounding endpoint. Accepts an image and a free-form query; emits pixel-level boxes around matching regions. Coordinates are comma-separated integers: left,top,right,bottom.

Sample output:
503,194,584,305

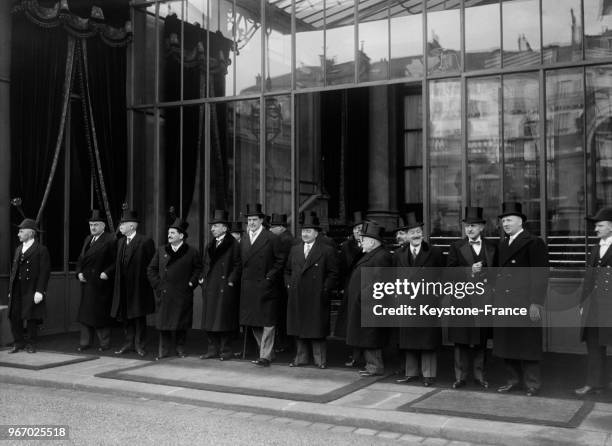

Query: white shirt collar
171,241,183,252
508,229,524,243
600,236,612,246
216,234,226,242
250,226,263,240
126,232,136,242
22,239,35,252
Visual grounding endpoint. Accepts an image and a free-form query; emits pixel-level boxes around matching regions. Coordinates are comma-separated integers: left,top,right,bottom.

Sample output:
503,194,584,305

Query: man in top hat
229,221,244,242
494,202,549,397
239,203,285,366
337,211,368,365
575,207,612,396
147,218,202,360
395,212,445,386
7,218,51,353
75,210,117,352
345,221,393,376
111,209,156,357
285,212,339,368
199,210,241,360
446,207,497,389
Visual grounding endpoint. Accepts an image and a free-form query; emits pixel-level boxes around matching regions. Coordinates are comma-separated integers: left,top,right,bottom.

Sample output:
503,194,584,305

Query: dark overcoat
345,245,393,349
285,237,339,339
446,238,497,345
201,235,241,332
111,233,156,320
335,236,362,338
239,229,285,327
147,243,202,331
75,232,116,327
492,230,549,361
8,241,51,320
580,244,612,345
396,241,445,350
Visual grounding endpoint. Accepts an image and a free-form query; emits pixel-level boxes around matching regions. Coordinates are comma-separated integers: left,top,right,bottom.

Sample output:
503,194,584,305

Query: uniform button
221,276,225,279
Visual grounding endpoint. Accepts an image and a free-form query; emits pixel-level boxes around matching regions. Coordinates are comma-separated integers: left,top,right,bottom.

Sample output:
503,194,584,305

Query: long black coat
201,235,241,332
346,245,393,349
111,233,156,320
8,241,51,321
580,244,612,345
285,237,339,339
239,229,285,327
446,238,497,345
335,237,362,338
147,243,202,331
76,232,116,327
492,231,549,361
396,241,445,350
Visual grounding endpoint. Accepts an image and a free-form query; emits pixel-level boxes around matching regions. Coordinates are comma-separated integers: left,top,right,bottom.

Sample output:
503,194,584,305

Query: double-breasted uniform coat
8,240,51,321
147,243,202,330
239,229,285,327
580,244,612,344
75,232,116,327
335,236,362,338
492,231,549,361
285,237,339,339
201,234,241,332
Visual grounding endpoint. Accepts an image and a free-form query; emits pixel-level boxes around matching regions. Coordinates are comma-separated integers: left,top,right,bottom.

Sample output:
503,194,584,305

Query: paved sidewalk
0,354,611,445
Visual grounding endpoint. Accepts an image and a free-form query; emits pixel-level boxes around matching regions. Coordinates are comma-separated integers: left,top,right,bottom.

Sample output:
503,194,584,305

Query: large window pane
358,1,389,82
467,76,501,235
133,6,161,104
502,0,541,67
209,0,234,97
234,2,262,95
265,95,292,215
465,1,501,71
326,0,356,86
584,0,612,60
542,0,582,64
390,1,423,80
265,1,292,91
546,69,585,268
429,79,461,237
295,0,324,89
426,1,461,75
503,73,541,233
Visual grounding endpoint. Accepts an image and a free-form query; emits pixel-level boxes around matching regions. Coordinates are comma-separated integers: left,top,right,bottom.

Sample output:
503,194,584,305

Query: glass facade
130,0,612,270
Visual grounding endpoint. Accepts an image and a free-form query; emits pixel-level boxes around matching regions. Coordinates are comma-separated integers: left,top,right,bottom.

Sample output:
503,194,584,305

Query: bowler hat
119,209,140,223
588,207,612,222
88,209,105,223
229,221,244,233
17,218,41,232
270,213,288,227
498,202,526,220
397,212,423,232
462,206,486,224
245,203,265,218
210,209,229,225
360,221,385,243
169,217,189,235
301,212,321,230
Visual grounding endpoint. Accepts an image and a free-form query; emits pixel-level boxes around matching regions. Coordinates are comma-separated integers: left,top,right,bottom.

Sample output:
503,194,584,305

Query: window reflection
502,0,541,67
295,1,324,88
503,73,541,233
390,2,423,80
465,0,501,71
265,96,292,215
265,1,292,91
427,2,461,75
584,0,612,59
542,0,583,63
208,0,235,97
234,3,262,95
467,76,501,235
326,0,356,86
358,1,389,82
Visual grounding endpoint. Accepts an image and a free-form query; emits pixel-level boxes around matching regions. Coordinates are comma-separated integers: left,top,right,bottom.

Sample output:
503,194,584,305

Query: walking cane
241,325,248,360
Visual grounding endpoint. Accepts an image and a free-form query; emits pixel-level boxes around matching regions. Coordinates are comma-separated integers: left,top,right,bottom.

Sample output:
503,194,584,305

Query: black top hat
462,206,486,224
360,221,385,243
245,203,265,218
498,202,526,220
270,213,288,227
17,218,41,232
88,209,106,223
397,212,423,232
210,210,229,225
169,217,189,234
588,207,612,222
301,212,321,230
119,209,140,223
350,211,368,228
229,221,244,233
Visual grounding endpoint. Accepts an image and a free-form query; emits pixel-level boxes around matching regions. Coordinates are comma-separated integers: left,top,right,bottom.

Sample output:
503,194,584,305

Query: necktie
304,243,312,258
250,231,256,244
412,247,418,259
216,239,222,247
126,237,131,245
90,236,98,245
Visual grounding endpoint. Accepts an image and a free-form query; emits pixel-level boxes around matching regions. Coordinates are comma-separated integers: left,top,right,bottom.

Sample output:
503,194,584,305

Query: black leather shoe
252,358,270,367
115,344,134,355
200,352,218,360
135,348,146,358
318,364,327,370
25,344,36,353
395,376,419,384
219,353,233,361
423,377,435,387
359,370,382,377
345,359,357,367
475,379,489,389
77,345,90,352
452,380,466,389
8,345,22,354
574,385,602,396
497,383,519,393
176,348,187,358
526,387,539,397
98,346,110,352
154,355,167,361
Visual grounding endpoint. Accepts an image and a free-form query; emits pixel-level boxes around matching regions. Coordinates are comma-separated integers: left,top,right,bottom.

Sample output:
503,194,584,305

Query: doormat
96,357,386,403
0,349,98,370
397,389,594,428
